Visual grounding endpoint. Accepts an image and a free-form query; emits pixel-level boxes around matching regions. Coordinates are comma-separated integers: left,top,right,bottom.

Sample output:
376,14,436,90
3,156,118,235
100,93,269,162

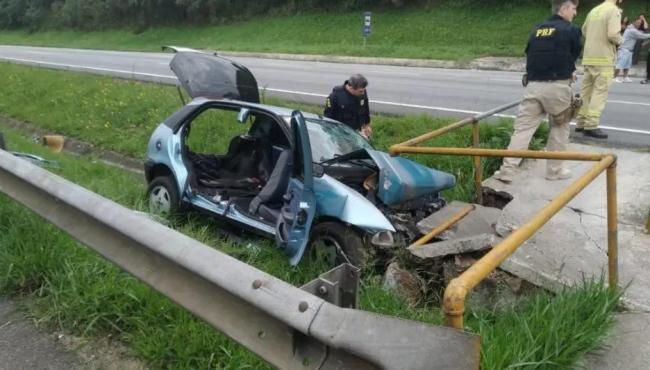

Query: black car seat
248,148,293,222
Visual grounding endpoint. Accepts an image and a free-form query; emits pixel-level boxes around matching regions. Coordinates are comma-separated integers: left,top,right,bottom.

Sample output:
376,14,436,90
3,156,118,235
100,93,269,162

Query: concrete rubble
381,262,424,305
409,201,503,259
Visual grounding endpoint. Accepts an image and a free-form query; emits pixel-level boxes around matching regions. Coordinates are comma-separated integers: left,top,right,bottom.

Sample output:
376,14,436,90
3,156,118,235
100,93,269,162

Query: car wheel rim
149,185,171,214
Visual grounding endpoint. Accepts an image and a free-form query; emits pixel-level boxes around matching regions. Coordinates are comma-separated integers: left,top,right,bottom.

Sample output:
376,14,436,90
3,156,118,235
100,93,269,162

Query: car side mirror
237,108,251,124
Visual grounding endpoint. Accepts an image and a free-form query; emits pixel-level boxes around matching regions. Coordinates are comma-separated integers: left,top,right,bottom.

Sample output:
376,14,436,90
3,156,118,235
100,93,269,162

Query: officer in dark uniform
324,74,372,139
494,0,582,183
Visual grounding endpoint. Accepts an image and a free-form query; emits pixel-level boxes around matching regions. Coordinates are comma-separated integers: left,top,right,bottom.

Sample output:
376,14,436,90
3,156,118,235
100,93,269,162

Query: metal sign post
362,11,372,48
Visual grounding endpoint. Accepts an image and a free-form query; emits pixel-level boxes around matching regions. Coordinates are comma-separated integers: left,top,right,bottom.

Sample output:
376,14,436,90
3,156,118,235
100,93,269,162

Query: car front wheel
147,176,182,216
309,222,368,269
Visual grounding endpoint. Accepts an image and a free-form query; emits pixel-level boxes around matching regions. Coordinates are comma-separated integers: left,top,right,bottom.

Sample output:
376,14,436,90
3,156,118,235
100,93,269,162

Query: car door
275,111,316,266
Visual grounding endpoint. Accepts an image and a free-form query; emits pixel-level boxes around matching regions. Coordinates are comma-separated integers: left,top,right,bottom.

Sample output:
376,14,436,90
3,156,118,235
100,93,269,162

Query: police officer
494,0,582,183
324,74,372,139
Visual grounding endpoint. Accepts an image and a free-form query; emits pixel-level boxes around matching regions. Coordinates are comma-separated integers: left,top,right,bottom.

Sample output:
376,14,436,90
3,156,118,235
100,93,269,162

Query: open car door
276,112,316,266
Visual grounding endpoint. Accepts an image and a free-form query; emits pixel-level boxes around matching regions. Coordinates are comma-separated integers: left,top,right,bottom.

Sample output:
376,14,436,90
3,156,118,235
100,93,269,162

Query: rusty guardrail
0,148,481,369
389,105,618,330
392,100,519,204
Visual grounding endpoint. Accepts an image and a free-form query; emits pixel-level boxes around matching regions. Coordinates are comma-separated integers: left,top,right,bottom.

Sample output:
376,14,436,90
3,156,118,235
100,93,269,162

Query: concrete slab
416,200,502,239
584,313,650,370
409,233,498,259
482,144,650,310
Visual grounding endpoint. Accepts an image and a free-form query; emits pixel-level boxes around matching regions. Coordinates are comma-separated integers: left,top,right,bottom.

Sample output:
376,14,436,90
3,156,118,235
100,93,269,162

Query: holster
570,93,582,120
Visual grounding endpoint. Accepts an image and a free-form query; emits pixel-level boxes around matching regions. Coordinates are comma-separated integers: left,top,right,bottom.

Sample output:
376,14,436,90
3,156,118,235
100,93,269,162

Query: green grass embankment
0,1,647,60
0,62,621,368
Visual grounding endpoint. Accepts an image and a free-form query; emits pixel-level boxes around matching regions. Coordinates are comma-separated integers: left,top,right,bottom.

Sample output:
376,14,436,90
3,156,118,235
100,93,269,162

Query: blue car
145,47,456,267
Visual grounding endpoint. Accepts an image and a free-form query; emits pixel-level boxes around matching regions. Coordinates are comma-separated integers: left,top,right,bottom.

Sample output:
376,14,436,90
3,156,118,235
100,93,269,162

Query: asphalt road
0,45,648,147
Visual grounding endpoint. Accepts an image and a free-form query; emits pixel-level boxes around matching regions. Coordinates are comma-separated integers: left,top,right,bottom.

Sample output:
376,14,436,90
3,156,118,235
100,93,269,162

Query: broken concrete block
409,233,498,259
417,201,502,240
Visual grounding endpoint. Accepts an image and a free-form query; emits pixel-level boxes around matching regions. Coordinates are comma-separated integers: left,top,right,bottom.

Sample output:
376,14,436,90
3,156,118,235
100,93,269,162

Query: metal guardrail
389,104,618,330
0,148,480,369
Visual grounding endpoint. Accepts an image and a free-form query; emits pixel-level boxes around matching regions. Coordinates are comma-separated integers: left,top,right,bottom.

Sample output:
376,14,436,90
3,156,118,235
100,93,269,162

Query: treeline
0,0,600,31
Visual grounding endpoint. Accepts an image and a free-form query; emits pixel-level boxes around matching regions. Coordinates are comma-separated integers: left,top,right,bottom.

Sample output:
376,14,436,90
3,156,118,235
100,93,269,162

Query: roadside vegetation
0,127,621,369
0,62,621,368
0,1,647,60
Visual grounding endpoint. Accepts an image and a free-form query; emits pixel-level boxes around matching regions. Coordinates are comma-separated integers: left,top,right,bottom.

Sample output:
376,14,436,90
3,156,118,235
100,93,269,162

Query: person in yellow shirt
575,0,623,139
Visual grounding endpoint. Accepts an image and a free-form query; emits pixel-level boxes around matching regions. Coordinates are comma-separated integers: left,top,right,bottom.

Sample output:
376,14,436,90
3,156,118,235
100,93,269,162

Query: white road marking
2,56,650,136
0,56,174,79
608,100,650,107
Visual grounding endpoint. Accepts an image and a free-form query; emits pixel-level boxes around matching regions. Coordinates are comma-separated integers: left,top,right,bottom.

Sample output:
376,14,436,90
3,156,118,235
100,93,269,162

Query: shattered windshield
305,118,374,163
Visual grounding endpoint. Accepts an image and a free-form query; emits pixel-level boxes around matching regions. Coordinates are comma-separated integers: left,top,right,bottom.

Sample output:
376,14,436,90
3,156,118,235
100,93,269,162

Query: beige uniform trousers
502,80,573,174
576,65,614,130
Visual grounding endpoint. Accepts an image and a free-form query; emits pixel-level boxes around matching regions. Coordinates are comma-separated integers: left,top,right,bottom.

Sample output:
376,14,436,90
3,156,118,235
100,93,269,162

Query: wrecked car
145,47,456,266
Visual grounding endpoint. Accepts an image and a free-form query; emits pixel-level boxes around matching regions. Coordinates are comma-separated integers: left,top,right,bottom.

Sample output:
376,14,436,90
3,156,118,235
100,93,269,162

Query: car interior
182,106,292,225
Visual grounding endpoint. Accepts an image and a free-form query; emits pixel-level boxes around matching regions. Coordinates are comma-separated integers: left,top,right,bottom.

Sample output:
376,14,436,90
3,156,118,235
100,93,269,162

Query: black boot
583,128,608,139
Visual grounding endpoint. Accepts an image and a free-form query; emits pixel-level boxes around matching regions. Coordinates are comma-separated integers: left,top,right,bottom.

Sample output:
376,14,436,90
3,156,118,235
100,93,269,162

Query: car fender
146,124,189,198
366,149,456,206
313,174,395,233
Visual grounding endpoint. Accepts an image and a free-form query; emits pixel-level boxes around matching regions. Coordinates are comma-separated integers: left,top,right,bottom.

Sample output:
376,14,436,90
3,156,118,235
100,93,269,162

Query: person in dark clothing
324,74,372,139
642,50,650,84
494,0,582,183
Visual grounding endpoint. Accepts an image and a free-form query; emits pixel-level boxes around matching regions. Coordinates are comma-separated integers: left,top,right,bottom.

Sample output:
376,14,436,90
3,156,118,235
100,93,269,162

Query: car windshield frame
304,118,374,163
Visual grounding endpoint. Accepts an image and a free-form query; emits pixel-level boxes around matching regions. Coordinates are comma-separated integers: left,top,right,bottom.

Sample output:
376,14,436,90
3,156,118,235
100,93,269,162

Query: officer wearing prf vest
494,0,582,184
576,0,623,139
324,74,372,139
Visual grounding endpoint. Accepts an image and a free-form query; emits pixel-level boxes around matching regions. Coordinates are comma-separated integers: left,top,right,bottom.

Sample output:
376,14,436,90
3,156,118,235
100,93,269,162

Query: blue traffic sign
362,11,372,36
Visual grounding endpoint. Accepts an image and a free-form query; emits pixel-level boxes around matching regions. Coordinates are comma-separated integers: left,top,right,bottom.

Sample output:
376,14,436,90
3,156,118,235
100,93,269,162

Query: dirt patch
0,114,144,173
55,332,147,370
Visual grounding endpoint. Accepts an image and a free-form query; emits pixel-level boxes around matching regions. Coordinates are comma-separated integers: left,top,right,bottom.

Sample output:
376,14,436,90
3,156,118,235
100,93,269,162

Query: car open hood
366,150,456,206
164,46,260,103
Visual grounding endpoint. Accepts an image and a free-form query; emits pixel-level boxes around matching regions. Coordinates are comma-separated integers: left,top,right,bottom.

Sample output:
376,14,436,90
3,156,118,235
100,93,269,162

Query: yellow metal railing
389,105,618,330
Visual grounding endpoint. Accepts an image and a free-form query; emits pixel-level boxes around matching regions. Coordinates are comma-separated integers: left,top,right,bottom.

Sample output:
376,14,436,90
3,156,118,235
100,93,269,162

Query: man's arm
631,28,650,41
607,9,623,45
360,92,370,126
324,92,337,120
570,27,584,62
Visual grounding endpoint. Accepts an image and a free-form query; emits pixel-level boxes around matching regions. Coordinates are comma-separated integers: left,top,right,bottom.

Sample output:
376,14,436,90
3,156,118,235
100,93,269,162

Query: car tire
310,222,368,269
147,176,183,216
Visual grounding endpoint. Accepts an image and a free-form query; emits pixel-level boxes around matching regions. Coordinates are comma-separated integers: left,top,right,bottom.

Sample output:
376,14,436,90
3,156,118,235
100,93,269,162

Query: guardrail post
472,121,482,204
606,160,618,289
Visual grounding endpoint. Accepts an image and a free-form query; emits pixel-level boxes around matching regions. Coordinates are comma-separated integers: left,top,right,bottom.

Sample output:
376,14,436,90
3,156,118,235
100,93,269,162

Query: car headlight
371,230,395,248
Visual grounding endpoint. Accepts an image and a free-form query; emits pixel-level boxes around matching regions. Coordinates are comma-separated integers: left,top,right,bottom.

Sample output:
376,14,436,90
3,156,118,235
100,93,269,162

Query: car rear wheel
309,222,368,269
147,176,182,216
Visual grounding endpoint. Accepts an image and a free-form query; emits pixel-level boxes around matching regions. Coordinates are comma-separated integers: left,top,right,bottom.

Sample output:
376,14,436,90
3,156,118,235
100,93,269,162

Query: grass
0,128,621,369
0,62,551,202
0,1,647,60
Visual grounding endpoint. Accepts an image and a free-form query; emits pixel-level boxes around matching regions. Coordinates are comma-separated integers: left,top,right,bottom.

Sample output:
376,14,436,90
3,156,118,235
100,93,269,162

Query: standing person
324,74,372,139
621,15,630,34
642,46,650,84
494,0,582,183
575,0,624,139
637,13,648,31
614,16,650,82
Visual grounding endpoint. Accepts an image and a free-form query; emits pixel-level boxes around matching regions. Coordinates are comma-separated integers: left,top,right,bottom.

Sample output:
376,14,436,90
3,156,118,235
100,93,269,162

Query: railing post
606,160,618,289
472,121,482,204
